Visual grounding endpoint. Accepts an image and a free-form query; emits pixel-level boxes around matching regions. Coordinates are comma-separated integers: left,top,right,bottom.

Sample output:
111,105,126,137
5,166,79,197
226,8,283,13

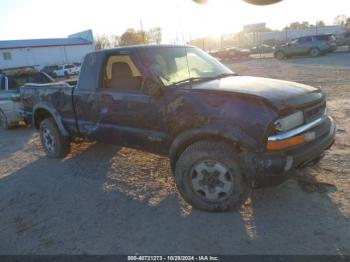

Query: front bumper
250,116,336,177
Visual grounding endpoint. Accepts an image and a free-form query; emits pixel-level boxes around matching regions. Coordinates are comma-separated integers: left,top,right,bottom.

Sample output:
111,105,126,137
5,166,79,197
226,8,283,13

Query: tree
94,34,119,50
147,27,162,44
334,15,348,26
119,28,145,46
284,21,314,30
94,34,110,50
316,20,326,27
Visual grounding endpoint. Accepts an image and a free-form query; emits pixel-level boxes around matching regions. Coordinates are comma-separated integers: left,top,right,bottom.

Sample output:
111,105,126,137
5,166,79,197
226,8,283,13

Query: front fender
33,102,69,137
169,122,259,170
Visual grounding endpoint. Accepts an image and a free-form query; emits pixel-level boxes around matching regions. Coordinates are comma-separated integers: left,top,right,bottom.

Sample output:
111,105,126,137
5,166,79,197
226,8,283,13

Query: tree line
94,27,162,50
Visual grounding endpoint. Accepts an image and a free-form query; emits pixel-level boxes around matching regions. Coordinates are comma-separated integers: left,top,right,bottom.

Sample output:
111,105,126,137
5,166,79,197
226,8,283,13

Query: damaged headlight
274,111,304,132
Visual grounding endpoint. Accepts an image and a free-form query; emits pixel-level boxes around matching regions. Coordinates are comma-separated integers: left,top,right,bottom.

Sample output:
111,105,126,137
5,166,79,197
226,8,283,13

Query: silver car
274,34,337,59
0,68,53,129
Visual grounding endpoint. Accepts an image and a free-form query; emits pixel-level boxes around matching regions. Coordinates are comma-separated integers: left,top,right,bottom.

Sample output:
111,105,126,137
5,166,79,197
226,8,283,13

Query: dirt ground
0,51,349,255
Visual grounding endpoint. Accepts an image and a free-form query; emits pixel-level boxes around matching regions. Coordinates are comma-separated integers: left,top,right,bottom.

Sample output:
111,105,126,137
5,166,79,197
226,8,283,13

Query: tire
275,51,285,60
39,118,70,158
0,110,9,130
174,140,250,212
309,48,320,57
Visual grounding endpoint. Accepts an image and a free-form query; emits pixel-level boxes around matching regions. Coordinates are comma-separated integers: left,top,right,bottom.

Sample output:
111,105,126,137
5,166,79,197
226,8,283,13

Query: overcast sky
0,0,349,43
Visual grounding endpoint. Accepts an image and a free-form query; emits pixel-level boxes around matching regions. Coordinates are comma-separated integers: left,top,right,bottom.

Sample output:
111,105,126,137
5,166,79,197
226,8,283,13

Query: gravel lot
1,51,350,255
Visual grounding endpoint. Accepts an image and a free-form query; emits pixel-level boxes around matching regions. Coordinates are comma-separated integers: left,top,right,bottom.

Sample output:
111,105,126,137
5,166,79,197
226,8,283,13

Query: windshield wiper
171,77,212,86
171,73,238,86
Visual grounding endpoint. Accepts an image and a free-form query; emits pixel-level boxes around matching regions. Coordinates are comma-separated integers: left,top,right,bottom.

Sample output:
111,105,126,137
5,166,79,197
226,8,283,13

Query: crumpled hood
191,76,324,111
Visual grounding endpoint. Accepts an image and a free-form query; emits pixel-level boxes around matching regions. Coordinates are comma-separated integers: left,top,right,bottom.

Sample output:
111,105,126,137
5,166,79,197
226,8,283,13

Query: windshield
138,47,234,86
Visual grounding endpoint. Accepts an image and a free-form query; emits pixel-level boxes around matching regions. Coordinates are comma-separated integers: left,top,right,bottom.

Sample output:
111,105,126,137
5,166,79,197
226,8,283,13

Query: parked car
336,32,350,51
210,47,251,60
20,45,335,211
0,67,53,129
274,34,337,59
52,64,80,77
41,65,59,77
250,44,274,54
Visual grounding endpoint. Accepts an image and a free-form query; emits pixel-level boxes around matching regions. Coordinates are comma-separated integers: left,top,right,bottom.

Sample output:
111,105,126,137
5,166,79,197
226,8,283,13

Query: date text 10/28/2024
127,256,219,261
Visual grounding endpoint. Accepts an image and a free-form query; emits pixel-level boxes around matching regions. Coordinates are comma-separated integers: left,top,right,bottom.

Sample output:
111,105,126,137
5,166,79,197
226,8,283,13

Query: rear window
315,35,334,41
65,65,74,69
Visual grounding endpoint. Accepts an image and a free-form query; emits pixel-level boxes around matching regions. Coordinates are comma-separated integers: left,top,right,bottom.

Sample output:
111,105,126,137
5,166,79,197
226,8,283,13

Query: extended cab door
75,52,168,154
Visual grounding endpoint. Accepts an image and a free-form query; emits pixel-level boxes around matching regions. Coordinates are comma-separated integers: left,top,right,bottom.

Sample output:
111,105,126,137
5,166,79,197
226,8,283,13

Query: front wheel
174,140,249,212
39,118,71,158
275,51,285,60
310,48,320,57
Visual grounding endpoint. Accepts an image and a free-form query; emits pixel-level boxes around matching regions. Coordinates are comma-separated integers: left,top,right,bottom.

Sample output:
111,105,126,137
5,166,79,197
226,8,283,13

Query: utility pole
140,20,146,44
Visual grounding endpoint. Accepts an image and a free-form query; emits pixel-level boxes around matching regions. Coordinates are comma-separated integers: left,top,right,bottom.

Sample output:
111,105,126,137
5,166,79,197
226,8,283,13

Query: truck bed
20,82,75,127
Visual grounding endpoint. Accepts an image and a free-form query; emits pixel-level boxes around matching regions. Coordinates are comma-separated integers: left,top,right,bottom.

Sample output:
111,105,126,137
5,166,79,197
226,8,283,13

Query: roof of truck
94,44,194,54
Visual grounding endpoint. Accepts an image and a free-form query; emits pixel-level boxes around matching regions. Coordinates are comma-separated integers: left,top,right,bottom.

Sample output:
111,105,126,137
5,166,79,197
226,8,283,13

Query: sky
0,0,349,43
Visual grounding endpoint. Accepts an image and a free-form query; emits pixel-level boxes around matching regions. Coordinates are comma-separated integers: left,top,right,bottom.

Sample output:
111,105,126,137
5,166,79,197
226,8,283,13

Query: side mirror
142,77,163,98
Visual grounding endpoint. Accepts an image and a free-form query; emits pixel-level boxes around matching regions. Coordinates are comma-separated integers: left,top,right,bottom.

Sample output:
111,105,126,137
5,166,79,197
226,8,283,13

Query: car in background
52,64,80,77
336,32,350,51
0,67,54,129
250,44,274,54
274,34,337,59
210,47,251,61
40,65,59,77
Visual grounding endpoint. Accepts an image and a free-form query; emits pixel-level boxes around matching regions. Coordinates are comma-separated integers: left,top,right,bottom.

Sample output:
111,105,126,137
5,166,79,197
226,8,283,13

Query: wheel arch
169,126,257,172
33,103,69,137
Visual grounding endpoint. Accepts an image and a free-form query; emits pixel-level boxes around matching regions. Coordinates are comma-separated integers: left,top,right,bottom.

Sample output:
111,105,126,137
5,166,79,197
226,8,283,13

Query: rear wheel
275,51,285,60
174,140,249,212
310,48,320,57
0,110,9,130
39,118,70,158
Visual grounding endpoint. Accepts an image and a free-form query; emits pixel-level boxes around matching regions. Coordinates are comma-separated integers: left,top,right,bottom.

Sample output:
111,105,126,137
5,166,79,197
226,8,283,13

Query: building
0,30,94,69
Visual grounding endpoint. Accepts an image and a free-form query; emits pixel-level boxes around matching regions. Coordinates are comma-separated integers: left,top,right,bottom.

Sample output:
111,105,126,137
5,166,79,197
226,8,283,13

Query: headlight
274,111,304,132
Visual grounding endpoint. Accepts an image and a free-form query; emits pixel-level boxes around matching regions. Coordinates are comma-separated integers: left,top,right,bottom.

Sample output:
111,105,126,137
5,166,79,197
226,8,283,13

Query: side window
104,54,143,91
299,37,312,43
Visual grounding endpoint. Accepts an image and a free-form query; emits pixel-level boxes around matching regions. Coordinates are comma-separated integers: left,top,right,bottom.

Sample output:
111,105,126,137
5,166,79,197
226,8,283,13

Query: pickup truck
20,45,336,211
52,64,80,77
0,67,53,129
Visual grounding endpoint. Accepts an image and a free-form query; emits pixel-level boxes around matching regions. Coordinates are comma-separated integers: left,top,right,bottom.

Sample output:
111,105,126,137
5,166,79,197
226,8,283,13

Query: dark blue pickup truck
20,45,336,211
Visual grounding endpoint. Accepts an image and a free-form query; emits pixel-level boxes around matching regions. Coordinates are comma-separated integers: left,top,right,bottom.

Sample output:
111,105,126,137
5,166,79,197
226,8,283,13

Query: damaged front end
242,110,336,187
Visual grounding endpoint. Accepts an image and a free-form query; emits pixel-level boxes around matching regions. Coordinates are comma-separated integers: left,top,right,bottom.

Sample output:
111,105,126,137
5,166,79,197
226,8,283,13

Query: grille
304,102,326,123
